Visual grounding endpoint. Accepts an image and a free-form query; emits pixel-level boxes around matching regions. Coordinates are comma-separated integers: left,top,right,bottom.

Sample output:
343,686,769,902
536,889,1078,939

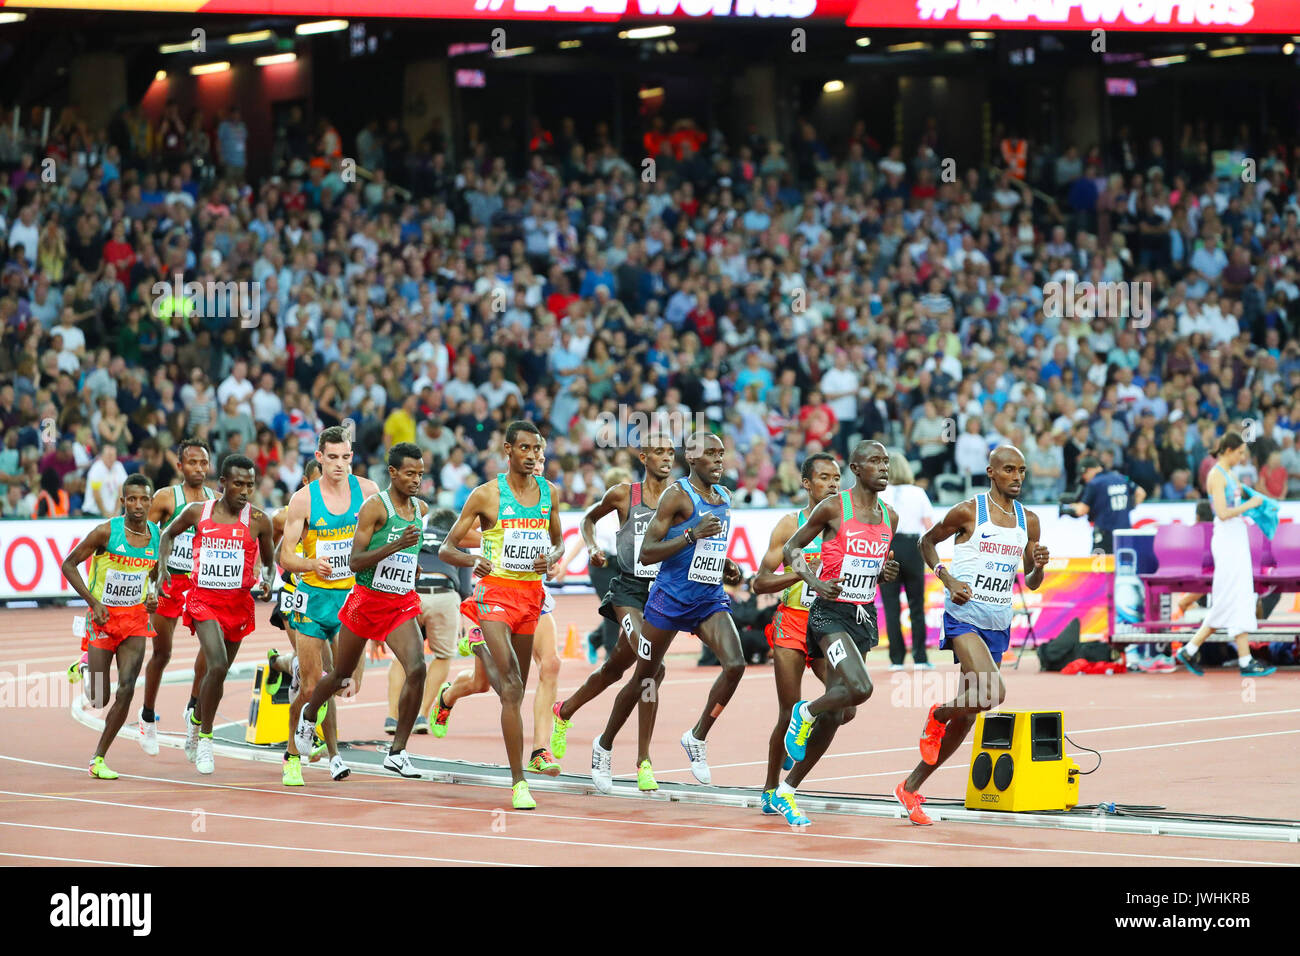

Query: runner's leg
384,620,427,753
96,637,147,760
690,611,745,740
531,613,559,752
287,636,325,758
598,620,673,752
477,621,528,784
765,645,805,791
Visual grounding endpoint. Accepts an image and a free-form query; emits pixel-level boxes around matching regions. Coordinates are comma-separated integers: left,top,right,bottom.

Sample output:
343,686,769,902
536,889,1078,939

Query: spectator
83,444,127,517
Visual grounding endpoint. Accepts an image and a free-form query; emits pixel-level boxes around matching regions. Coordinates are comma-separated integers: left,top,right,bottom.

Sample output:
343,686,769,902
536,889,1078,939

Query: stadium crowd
2,100,1300,520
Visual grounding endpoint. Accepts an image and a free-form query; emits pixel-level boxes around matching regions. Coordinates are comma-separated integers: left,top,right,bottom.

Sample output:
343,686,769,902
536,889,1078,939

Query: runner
157,455,275,775
277,426,379,786
60,475,161,779
294,443,429,779
751,451,853,823
548,433,675,792
141,438,214,754
437,420,564,810
777,441,899,826
589,432,743,794
896,444,1050,825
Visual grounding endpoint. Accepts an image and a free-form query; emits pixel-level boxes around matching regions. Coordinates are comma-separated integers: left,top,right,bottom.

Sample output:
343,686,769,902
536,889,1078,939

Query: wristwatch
933,563,947,579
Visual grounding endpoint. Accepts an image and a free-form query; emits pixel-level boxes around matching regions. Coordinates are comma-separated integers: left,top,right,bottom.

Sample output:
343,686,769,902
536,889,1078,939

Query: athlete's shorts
766,604,811,663
465,576,546,636
89,604,154,651
154,570,195,620
642,584,731,635
598,573,652,623
185,588,257,643
807,598,879,661
340,583,422,640
940,612,1011,665
291,581,350,641
420,590,461,658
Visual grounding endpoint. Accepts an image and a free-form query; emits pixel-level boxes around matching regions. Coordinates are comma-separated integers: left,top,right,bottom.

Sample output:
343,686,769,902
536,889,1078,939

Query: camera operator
1065,454,1146,554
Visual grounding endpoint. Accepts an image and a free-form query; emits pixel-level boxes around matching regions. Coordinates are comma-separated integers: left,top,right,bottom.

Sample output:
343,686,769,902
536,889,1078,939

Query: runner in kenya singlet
808,489,891,658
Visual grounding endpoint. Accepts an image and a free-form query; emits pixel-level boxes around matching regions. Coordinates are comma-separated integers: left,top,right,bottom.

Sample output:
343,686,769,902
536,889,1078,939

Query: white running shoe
680,730,711,785
195,736,214,775
888,664,905,672
330,754,351,781
292,711,317,758
591,742,613,794
137,709,159,756
290,656,301,698
383,749,421,778
184,715,200,763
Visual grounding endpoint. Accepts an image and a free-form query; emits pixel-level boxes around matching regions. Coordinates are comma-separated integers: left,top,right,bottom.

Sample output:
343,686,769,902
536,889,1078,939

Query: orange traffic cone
562,622,582,660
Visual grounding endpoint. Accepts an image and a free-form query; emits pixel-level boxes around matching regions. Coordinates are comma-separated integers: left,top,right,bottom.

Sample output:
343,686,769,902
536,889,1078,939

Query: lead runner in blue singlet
895,444,1051,825
589,432,743,793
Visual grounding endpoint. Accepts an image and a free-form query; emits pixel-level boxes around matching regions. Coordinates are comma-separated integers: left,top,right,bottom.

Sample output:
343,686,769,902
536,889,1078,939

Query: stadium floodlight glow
492,46,534,58
228,30,274,45
855,36,871,47
159,41,193,54
1149,54,1186,66
1284,43,1295,54
295,20,348,35
154,70,167,82
190,61,231,75
619,26,675,40
1194,42,1207,50
823,79,845,93
0,12,27,23
255,53,297,66
888,41,931,53
1208,46,1247,57
969,31,995,39
558,40,582,50
638,86,665,100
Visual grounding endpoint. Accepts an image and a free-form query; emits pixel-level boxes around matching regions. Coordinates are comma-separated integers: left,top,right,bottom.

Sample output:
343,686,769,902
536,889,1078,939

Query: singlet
481,473,552,582
88,517,160,608
192,499,259,592
300,475,363,590
165,483,216,572
945,493,1028,631
650,477,731,604
818,491,891,605
781,508,824,611
1212,465,1244,527
357,490,426,595
615,481,659,580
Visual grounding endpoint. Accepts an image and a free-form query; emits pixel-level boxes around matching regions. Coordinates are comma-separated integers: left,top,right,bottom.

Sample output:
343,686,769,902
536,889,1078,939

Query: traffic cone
562,622,582,660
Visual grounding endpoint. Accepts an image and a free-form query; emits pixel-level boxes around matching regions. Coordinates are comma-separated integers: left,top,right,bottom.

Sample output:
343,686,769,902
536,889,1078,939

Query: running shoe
458,626,484,658
512,780,536,810
383,717,398,735
195,736,214,775
265,648,283,696
637,759,658,792
894,780,932,826
760,790,779,814
184,712,200,763
550,700,572,759
1147,656,1177,673
782,754,794,771
413,715,429,735
680,730,711,784
383,749,422,779
431,682,453,738
919,703,947,765
292,711,317,757
1240,660,1277,677
888,663,905,672
88,756,118,779
67,653,87,684
457,634,471,657
1175,646,1204,676
784,701,815,763
137,708,159,756
282,754,304,787
330,754,351,781
591,742,613,794
528,749,562,776
772,791,811,827
310,740,327,762
586,635,599,666
915,661,935,670
290,656,301,698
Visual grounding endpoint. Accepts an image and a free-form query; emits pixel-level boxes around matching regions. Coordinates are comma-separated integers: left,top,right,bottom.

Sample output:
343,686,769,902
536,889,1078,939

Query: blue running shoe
1175,646,1203,676
782,753,794,771
760,789,780,815
1240,660,1276,677
772,791,811,827
784,700,815,763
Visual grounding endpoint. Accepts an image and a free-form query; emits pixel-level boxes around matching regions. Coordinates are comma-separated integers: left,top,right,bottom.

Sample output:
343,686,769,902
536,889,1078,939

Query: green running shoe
637,759,659,792
88,756,118,780
282,755,305,787
550,700,572,759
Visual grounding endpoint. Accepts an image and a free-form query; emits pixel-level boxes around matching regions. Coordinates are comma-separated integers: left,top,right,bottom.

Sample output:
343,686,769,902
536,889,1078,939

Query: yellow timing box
965,711,1080,812
246,664,291,745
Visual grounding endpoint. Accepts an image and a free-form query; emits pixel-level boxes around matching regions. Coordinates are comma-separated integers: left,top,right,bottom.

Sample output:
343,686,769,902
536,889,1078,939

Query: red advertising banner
2,0,1296,30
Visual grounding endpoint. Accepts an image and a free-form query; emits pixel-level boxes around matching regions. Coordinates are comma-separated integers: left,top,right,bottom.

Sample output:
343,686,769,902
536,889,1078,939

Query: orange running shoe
895,780,932,826
919,704,947,765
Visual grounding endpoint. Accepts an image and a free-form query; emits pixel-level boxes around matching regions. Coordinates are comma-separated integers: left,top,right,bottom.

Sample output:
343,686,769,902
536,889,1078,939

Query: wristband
933,563,947,578
684,528,695,545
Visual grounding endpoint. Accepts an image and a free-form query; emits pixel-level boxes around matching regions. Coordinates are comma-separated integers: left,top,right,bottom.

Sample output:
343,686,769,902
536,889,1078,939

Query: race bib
632,528,658,579
799,583,817,609
279,588,307,615
371,550,417,595
687,534,727,585
500,526,550,573
838,553,883,604
169,530,196,571
316,537,353,579
196,538,246,589
101,569,147,607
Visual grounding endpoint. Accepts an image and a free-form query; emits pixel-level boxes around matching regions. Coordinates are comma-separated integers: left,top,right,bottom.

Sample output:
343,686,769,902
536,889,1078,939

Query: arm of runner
278,486,327,578
349,496,419,573
272,506,288,549
782,493,842,600
535,479,566,575
636,484,694,566
254,510,275,598
155,502,199,596
1023,509,1049,590
440,484,492,577
62,521,112,625
147,486,172,527
881,503,901,582
921,499,975,604
753,512,807,594
579,482,627,569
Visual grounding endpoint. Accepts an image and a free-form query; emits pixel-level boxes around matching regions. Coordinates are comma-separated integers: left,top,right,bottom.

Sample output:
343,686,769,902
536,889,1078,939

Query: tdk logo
50,886,152,936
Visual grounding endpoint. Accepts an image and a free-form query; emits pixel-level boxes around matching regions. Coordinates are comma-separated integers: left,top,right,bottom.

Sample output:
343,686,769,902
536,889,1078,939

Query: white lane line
0,850,152,867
